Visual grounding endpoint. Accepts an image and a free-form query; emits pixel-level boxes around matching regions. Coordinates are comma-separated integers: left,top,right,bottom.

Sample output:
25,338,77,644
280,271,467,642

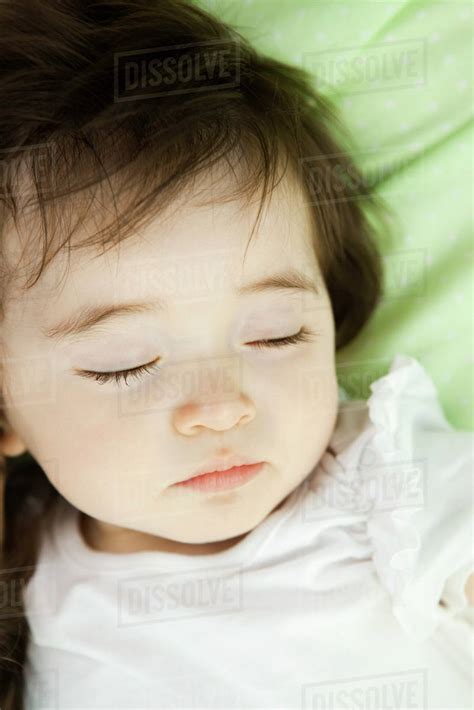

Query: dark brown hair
0,0,391,705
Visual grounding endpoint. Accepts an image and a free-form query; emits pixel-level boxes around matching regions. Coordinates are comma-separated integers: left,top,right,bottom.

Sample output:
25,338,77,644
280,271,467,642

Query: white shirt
24,354,473,709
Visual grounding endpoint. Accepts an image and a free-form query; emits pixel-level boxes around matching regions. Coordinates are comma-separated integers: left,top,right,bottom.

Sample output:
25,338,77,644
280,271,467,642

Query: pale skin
0,164,339,555
1,163,473,605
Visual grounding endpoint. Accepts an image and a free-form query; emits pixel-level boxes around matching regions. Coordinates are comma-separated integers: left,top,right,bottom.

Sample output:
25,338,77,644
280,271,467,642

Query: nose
173,394,256,436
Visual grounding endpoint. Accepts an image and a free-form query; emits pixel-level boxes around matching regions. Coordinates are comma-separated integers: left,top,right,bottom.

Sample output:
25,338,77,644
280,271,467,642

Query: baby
0,1,472,708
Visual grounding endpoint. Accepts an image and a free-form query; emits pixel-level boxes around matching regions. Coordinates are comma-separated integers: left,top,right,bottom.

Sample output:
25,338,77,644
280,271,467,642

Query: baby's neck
79,513,248,556
78,495,288,557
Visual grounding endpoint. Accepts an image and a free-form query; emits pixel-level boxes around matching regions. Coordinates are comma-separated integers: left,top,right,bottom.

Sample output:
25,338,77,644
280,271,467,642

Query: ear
0,419,27,457
1,429,27,457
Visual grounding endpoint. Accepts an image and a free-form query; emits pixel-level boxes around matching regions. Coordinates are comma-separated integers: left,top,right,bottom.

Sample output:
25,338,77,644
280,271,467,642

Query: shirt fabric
23,354,473,709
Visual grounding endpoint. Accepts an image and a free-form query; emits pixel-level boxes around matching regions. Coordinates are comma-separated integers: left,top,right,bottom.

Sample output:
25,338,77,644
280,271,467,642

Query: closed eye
74,357,162,387
74,327,317,386
246,326,316,350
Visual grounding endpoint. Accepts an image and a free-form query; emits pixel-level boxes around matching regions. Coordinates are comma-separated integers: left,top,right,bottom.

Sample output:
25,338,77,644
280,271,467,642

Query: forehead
1,164,320,327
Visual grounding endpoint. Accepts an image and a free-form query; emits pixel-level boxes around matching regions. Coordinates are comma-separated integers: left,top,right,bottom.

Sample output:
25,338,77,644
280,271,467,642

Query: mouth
171,462,265,493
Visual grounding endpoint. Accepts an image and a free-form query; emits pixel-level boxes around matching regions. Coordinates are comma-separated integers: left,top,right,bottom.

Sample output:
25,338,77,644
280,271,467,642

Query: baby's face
0,167,338,547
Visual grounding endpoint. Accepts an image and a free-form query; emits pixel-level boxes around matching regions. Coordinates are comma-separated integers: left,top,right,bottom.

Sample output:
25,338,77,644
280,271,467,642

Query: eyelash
77,327,316,387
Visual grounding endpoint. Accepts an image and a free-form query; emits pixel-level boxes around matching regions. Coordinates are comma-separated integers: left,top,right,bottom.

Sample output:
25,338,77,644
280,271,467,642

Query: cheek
273,328,337,462
255,324,336,413
9,380,141,512
243,327,337,448
34,421,151,523
290,367,339,483
290,357,338,438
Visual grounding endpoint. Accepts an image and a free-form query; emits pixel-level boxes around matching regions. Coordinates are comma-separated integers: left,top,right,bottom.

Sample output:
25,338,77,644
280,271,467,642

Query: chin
161,511,263,546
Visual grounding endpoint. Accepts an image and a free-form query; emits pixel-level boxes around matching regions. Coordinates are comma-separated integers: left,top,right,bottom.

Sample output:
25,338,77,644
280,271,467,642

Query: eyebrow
42,268,319,342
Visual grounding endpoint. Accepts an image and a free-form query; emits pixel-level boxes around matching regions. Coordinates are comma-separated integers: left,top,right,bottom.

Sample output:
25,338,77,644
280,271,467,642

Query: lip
188,455,262,480
171,462,265,493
